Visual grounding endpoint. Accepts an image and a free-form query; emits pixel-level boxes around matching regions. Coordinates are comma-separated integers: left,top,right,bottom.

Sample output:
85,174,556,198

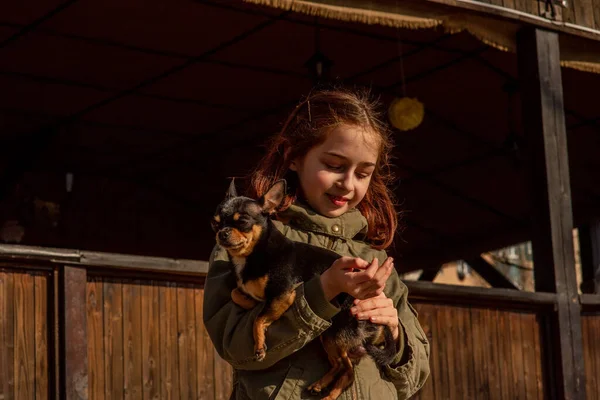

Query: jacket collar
277,201,368,240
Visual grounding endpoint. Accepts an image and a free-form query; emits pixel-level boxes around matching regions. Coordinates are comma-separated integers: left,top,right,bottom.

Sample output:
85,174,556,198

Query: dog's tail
365,326,397,366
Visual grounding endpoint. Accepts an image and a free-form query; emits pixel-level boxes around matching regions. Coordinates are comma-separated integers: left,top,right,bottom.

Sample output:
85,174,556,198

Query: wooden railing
1,245,600,399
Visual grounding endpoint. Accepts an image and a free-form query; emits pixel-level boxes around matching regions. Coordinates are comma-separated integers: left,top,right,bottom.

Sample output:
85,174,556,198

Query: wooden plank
586,316,600,400
502,0,516,10
213,350,233,400
459,307,474,399
470,307,486,398
34,274,48,400
82,252,209,276
496,310,512,400
176,285,190,399
411,303,434,399
438,306,452,400
487,309,501,400
573,0,596,28
0,244,209,276
0,270,9,400
123,281,142,399
429,304,443,400
186,284,198,400
532,316,544,400
520,313,538,400
582,317,594,400
405,281,556,308
87,277,105,400
60,266,88,400
595,316,600,400
195,287,215,400
517,27,585,400
15,272,35,399
141,282,160,400
594,0,600,31
514,0,534,15
159,282,179,399
103,279,123,399
509,312,526,399
561,0,577,24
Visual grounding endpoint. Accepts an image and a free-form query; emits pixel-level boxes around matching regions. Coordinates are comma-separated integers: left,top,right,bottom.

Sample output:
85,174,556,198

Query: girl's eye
325,163,343,171
356,172,371,180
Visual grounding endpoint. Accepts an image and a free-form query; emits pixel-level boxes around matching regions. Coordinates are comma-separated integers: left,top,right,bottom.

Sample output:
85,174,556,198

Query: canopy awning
245,0,600,74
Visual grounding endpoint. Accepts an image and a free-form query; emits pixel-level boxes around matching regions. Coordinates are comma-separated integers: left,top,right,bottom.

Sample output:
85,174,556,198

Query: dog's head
212,179,286,257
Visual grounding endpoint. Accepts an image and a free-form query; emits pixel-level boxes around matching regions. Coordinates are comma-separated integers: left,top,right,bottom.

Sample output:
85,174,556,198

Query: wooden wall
433,0,600,31
411,303,545,400
582,313,600,400
2,265,600,399
0,268,50,400
86,277,232,400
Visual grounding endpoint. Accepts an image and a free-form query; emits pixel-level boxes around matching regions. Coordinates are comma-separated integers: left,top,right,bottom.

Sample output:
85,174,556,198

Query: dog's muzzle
218,228,232,243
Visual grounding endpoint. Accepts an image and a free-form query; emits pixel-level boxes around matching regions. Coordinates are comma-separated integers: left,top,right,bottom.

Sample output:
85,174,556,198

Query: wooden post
517,27,585,399
59,266,88,399
579,221,600,294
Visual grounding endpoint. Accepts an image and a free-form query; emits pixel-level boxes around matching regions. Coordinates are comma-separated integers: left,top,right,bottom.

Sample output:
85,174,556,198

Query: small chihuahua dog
212,179,397,399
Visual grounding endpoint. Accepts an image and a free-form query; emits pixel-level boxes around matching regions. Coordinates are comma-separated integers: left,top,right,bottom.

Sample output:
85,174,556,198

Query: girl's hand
320,256,394,301
351,292,400,340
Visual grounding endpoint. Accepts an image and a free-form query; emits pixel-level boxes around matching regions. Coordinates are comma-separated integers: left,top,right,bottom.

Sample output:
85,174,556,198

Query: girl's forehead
318,124,379,162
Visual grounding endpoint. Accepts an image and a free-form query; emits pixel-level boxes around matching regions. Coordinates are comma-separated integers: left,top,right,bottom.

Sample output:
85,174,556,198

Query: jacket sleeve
202,245,341,371
382,267,431,398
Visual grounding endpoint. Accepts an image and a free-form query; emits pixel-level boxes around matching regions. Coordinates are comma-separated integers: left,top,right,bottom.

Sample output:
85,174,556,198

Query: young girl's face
290,124,379,218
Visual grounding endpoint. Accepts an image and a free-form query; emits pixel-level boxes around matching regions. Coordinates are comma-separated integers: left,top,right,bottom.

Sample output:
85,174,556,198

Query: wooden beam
58,266,88,400
517,27,586,399
579,221,600,294
0,244,209,275
405,280,556,309
464,256,519,289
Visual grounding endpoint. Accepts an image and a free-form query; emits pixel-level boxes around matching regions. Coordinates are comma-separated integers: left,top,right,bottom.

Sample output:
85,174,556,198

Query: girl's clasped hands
320,256,400,340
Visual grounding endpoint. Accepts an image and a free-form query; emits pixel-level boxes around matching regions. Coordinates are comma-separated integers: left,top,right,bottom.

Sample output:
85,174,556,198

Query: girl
203,88,430,400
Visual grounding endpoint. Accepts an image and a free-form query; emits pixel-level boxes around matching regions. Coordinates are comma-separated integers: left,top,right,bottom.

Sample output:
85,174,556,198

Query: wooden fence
1,248,600,399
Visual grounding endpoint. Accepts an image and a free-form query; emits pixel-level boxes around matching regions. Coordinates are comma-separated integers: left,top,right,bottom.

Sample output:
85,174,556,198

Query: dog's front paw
307,382,322,395
254,345,267,361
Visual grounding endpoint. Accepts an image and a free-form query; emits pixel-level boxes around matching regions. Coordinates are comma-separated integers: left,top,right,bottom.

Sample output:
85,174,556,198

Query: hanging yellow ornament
388,97,425,131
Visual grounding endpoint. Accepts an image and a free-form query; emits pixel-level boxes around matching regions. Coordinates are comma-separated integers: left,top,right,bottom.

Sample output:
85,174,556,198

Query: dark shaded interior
1,0,599,271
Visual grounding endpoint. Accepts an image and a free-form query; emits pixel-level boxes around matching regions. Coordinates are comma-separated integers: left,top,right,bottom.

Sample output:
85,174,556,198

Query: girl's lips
327,194,349,207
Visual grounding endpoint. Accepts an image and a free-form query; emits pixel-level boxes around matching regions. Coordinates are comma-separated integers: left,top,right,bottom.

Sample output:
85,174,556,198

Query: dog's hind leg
253,290,296,361
322,353,355,400
307,336,343,395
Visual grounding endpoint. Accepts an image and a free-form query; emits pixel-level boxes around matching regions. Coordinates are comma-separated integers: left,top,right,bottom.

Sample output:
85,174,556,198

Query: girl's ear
259,180,287,214
289,159,298,171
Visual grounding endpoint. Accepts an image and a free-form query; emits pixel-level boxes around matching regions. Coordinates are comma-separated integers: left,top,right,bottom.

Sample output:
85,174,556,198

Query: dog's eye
210,219,220,232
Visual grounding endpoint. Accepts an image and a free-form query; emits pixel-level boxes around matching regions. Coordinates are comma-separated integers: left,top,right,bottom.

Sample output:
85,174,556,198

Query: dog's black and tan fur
212,179,397,400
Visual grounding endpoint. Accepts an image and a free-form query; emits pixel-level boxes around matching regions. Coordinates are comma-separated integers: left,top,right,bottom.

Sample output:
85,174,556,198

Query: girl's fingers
334,256,369,271
350,257,393,284
354,307,397,321
368,315,399,329
351,297,393,314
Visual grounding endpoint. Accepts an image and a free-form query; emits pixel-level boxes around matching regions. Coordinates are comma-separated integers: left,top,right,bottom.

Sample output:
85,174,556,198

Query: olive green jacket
203,203,430,400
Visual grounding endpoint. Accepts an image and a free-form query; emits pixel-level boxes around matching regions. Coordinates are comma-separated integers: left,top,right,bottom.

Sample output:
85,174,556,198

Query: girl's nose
338,172,354,192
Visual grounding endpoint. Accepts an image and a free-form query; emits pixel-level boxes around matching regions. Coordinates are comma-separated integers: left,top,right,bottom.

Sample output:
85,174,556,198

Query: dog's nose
218,229,232,242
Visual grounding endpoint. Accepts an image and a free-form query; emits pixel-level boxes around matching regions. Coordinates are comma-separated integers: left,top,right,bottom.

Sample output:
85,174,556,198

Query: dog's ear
226,178,237,199
259,180,286,214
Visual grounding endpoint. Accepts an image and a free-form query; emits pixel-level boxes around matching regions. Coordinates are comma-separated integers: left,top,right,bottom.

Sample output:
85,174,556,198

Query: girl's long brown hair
248,88,399,250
